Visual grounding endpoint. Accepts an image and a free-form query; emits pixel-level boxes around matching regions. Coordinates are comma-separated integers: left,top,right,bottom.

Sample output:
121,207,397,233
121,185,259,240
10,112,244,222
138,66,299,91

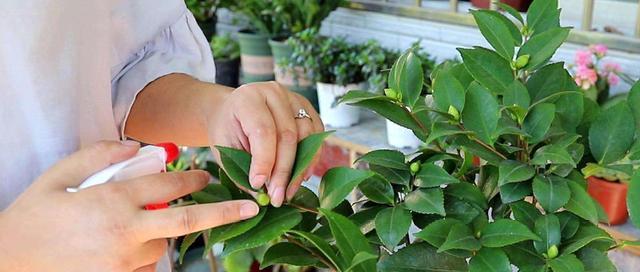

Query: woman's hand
207,82,324,207
0,141,259,272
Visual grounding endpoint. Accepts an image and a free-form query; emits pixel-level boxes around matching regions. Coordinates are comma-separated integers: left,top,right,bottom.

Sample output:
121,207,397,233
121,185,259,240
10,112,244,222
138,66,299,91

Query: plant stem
287,203,320,215
456,124,508,160
285,235,336,271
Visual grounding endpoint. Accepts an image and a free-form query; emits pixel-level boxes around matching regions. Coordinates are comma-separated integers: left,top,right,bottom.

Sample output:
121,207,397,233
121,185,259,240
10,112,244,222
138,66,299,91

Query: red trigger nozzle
154,142,179,163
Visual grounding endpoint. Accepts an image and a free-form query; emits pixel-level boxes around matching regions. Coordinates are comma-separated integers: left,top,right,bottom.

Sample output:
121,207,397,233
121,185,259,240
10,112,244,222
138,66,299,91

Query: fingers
107,170,209,206
132,239,167,270
233,88,277,190
136,200,259,240
38,140,140,189
264,85,299,207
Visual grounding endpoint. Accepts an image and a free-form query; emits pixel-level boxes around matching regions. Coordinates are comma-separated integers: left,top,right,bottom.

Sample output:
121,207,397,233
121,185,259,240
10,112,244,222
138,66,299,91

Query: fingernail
240,202,259,219
251,175,267,189
122,140,140,147
271,187,284,207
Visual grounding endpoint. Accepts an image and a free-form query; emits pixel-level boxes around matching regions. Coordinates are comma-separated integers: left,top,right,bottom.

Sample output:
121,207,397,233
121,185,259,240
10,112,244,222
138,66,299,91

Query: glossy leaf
527,0,560,35
291,131,333,182
524,103,556,144
438,223,481,252
518,27,570,70
191,184,231,204
480,219,540,247
498,160,535,186
319,167,374,210
451,135,504,165
358,174,395,205
370,164,411,186
388,49,424,109
564,181,599,224
289,186,320,210
458,47,514,94
179,232,201,264
345,252,378,272
445,182,489,210
510,201,542,229
260,242,318,269
506,242,546,268
445,198,481,224
433,67,466,112
472,10,520,60
222,207,301,256
562,225,613,255
377,242,468,272
356,149,407,170
629,171,640,228
340,91,424,135
500,181,532,203
320,209,376,272
627,80,640,135
526,63,575,103
414,163,460,188
557,211,581,240
404,188,445,216
532,175,571,213
288,230,344,270
548,254,585,272
425,122,472,145
530,144,576,167
462,82,501,144
589,102,635,164
375,206,412,249
204,208,267,256
555,92,584,132
496,2,524,24
469,247,511,272
533,214,561,254
503,80,531,109
216,146,253,190
414,218,464,248
577,248,616,272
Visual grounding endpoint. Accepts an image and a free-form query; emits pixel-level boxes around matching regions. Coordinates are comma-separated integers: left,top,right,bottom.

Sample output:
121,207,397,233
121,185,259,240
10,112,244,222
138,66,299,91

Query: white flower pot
386,120,422,149
317,82,363,128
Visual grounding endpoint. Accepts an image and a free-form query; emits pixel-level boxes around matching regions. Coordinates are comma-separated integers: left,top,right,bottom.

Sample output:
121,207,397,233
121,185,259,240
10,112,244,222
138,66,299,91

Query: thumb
37,140,140,189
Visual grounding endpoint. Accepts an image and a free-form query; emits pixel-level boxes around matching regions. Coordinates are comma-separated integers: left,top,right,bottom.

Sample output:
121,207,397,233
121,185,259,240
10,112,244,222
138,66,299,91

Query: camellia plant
180,0,640,271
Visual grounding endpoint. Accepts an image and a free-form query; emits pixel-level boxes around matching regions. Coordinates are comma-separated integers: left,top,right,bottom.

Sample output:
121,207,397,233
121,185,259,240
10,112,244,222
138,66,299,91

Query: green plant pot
269,38,318,110
237,29,274,83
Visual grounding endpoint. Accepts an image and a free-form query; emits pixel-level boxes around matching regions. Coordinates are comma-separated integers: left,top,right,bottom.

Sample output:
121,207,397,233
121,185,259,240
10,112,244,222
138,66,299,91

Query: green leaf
320,209,376,272
480,219,540,247
506,242,546,268
445,182,489,210
291,131,333,182
445,198,481,224
526,62,575,103
222,207,301,256
451,135,504,165
433,67,466,112
414,163,460,188
179,232,201,264
358,174,394,205
462,82,501,144
577,248,616,272
458,47,514,94
345,252,378,272
557,211,581,240
404,188,445,216
216,146,253,190
204,208,267,256
527,0,560,35
524,103,556,144
191,184,231,204
555,93,584,132
356,149,407,170
377,242,468,272
533,214,561,254
518,27,570,70
389,49,424,109
260,242,318,269
503,80,531,109
500,181,532,203
438,223,481,252
510,201,542,229
589,102,635,164
629,171,640,228
533,175,571,213
370,164,411,186
498,160,535,186
375,206,412,249
469,247,512,272
530,144,576,167
562,225,613,255
415,219,464,247
549,254,585,272
289,186,319,210
627,80,640,135
319,167,374,210
472,10,520,60
564,181,599,224
425,122,472,145
288,230,344,270
496,2,524,24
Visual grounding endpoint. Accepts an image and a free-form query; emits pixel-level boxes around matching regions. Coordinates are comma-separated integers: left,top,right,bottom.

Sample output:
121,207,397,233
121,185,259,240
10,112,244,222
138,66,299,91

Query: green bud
448,105,460,121
515,55,530,69
257,192,270,206
410,162,421,174
384,88,400,101
521,25,530,36
547,245,559,259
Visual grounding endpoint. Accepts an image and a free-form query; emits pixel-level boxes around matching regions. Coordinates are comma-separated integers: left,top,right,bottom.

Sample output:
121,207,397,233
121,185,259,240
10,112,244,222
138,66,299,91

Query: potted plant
186,0,235,42
581,81,640,225
571,44,623,104
471,0,532,12
211,34,241,88
179,1,640,271
269,0,345,103
230,0,285,83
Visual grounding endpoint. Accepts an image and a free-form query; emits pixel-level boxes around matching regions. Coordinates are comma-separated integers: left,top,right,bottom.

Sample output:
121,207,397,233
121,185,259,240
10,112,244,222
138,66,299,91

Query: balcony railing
347,0,640,53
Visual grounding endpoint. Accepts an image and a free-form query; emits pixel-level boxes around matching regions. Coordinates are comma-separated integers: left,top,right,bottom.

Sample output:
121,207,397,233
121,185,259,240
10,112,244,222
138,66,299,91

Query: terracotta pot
471,0,532,12
587,176,629,225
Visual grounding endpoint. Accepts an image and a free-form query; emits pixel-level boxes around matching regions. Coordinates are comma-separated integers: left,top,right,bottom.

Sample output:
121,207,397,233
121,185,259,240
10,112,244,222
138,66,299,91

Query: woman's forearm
125,73,232,146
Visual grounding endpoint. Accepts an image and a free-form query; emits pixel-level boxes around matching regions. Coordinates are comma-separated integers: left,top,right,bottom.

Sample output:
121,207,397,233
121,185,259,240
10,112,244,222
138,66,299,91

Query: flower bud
448,105,460,121
547,245,559,259
515,55,530,69
257,192,271,206
410,162,421,174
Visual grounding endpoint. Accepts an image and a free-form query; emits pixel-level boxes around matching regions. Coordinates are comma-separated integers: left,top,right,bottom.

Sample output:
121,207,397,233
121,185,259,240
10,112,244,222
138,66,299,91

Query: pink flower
574,65,598,90
608,73,620,86
590,44,608,58
603,62,621,73
575,50,593,67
